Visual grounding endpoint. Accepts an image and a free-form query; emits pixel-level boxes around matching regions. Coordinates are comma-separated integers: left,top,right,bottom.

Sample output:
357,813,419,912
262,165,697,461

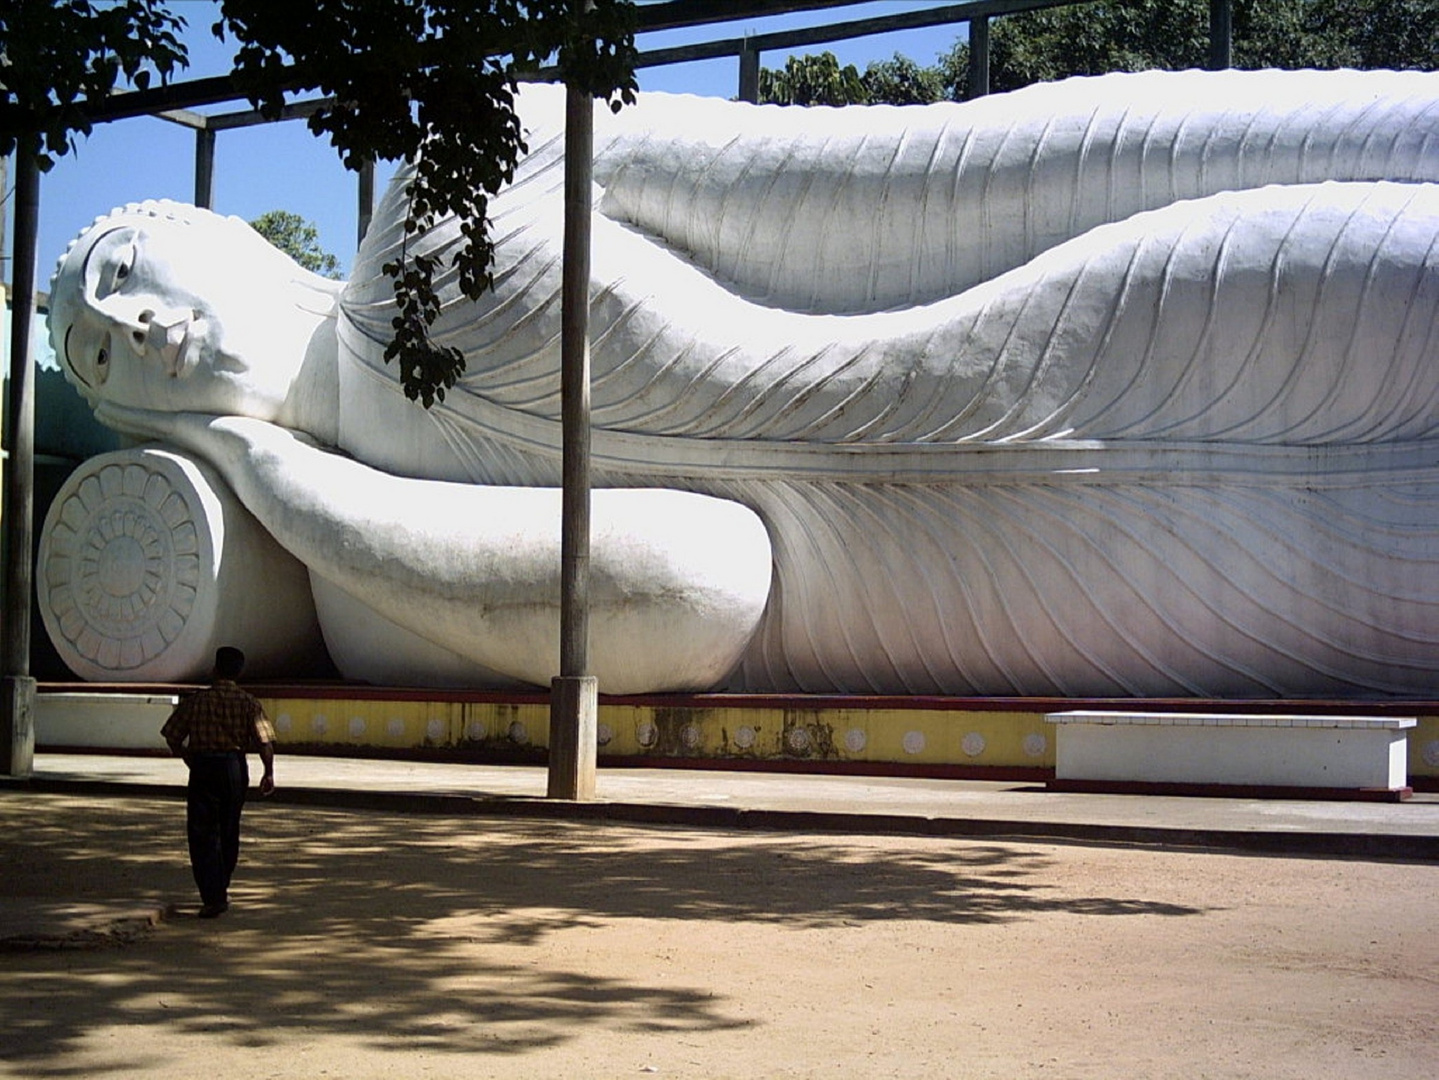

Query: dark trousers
185,753,249,907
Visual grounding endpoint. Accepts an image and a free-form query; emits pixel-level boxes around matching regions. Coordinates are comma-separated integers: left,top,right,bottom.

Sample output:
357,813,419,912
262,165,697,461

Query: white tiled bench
1045,711,1415,799
35,692,180,752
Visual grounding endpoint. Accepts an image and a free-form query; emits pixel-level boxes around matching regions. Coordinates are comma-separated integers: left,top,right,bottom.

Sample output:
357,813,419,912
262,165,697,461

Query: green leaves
758,51,946,108
0,0,188,170
758,52,868,107
859,54,946,106
218,0,637,408
382,251,464,409
941,0,1437,99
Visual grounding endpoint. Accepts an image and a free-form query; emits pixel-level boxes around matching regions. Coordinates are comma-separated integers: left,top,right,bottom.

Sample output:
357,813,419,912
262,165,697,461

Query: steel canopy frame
2,1,1236,785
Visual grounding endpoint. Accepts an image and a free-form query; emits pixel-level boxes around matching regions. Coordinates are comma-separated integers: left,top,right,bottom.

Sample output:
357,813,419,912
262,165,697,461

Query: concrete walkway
9,751,1439,858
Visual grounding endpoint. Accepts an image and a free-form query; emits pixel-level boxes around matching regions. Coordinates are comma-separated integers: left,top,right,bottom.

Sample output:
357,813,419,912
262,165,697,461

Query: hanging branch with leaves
0,0,188,170
218,0,637,407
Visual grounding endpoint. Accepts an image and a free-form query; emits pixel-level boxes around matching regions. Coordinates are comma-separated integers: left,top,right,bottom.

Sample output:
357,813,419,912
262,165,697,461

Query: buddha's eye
100,240,137,296
113,245,135,285
95,347,109,384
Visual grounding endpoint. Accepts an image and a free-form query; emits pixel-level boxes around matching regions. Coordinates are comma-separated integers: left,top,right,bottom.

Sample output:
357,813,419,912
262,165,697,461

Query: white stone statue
42,68,1439,697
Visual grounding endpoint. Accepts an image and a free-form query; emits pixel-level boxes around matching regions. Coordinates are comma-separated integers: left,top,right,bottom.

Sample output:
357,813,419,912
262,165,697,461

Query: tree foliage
0,0,637,409
1299,0,1439,69
0,0,187,170
249,210,342,278
857,53,946,105
757,50,946,107
942,0,1437,98
757,51,867,106
758,1,1435,110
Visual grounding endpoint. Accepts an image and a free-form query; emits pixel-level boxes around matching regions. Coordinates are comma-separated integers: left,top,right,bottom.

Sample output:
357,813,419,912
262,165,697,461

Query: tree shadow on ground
0,792,1211,1075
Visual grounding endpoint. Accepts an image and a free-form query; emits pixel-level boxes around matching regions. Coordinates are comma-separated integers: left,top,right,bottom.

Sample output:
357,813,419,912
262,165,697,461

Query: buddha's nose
96,297,154,357
145,310,191,373
103,298,190,366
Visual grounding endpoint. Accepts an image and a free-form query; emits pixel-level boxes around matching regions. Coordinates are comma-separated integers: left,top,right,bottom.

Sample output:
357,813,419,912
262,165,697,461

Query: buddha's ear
47,244,92,402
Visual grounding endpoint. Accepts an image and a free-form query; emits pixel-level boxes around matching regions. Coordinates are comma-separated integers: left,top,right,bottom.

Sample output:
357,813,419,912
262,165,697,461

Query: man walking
162,646,276,918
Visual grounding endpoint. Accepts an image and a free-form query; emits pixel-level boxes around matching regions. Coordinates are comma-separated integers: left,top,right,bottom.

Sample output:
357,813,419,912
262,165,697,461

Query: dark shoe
198,901,229,919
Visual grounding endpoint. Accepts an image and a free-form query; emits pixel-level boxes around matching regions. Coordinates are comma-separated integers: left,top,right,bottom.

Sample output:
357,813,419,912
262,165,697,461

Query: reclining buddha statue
41,67,1439,697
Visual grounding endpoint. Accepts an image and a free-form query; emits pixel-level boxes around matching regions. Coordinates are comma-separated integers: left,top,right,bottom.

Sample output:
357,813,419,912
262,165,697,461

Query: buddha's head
49,200,342,421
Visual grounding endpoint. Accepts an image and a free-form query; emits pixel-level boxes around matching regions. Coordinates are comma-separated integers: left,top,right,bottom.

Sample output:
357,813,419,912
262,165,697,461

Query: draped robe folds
334,69,1439,697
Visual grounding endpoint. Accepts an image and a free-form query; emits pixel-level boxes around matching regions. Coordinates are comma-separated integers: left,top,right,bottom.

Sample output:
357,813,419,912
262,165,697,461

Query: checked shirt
162,680,276,753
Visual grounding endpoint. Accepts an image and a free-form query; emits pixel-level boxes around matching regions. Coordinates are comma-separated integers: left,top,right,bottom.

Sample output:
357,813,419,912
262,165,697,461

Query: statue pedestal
1046,711,1416,799
33,692,179,751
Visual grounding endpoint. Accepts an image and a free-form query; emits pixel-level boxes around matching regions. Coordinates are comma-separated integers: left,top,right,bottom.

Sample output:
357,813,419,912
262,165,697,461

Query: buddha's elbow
587,491,773,693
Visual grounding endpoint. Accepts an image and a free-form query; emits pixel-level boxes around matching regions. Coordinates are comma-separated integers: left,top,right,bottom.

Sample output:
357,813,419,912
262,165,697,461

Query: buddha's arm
93,405,773,691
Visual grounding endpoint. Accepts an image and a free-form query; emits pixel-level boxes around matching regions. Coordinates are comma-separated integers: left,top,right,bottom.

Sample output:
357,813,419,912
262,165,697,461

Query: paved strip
4,753,1438,860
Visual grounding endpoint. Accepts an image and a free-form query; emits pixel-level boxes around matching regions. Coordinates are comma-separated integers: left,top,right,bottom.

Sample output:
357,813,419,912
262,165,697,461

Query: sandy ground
2,790,1436,1079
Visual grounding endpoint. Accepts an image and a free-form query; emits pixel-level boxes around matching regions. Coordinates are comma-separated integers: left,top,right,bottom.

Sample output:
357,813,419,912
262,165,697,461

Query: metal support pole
0,155,8,282
2,153,39,777
548,81,597,801
194,126,215,209
738,40,761,103
357,158,376,245
1209,0,1233,70
967,15,991,99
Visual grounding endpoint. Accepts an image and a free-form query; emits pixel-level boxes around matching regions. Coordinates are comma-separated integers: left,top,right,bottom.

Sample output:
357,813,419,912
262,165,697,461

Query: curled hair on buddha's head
49,199,244,293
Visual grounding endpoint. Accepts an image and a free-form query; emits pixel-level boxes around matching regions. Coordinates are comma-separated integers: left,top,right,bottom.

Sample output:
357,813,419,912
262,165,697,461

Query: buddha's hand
91,400,189,444
92,405,324,513
95,404,316,459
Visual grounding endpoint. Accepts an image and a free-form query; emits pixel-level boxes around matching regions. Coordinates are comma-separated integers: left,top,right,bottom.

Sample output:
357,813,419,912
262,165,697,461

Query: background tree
941,0,1436,98
1301,0,1439,69
757,51,867,105
249,210,342,278
859,53,945,105
758,51,945,106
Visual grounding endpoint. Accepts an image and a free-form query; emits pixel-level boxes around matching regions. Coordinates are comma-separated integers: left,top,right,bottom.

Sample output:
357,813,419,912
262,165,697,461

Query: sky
21,1,973,285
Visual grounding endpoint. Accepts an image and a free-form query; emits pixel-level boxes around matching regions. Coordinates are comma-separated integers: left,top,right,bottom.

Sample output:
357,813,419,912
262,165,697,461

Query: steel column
1209,0,1233,70
2,153,39,777
739,40,761,102
968,15,991,98
194,126,215,208
548,81,598,801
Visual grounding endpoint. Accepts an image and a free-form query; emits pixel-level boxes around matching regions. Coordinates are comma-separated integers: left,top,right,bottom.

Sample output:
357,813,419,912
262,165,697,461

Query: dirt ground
1,790,1436,1080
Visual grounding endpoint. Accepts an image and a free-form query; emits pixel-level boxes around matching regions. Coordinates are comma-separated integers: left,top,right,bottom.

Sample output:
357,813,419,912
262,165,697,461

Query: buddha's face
50,204,326,420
